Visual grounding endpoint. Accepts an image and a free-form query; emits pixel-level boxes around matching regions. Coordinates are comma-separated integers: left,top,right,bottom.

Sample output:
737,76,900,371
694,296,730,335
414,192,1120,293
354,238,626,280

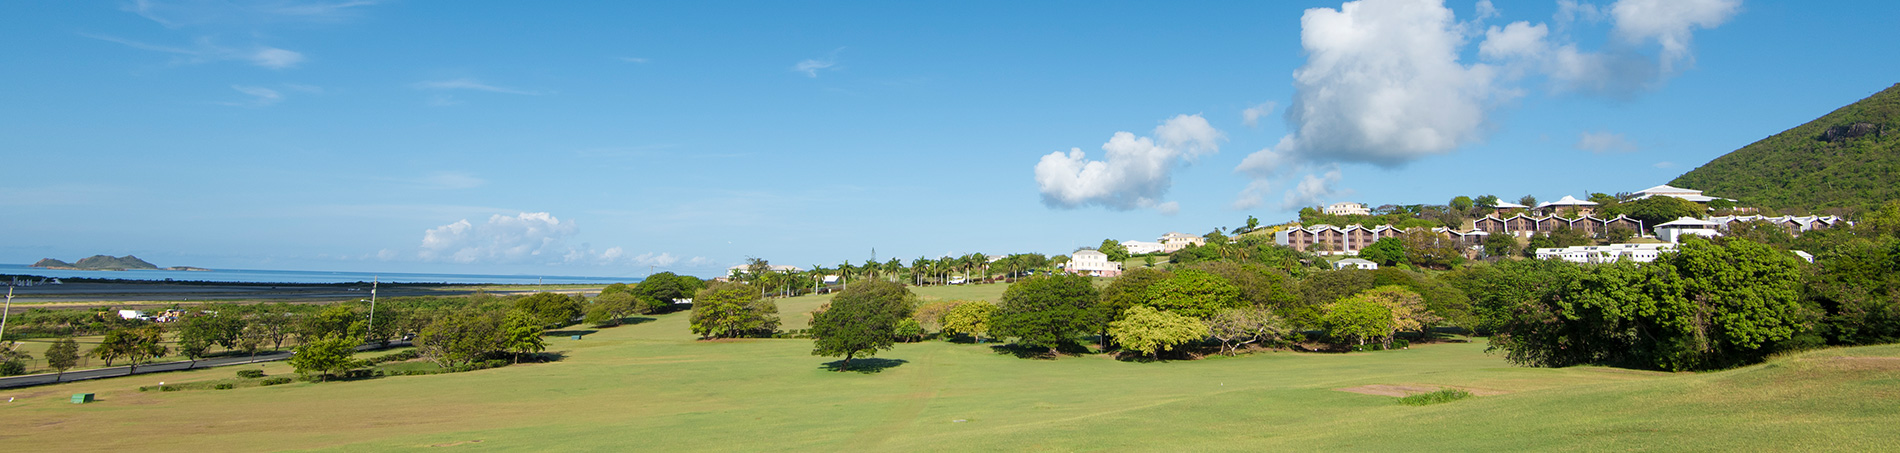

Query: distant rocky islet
30,255,208,271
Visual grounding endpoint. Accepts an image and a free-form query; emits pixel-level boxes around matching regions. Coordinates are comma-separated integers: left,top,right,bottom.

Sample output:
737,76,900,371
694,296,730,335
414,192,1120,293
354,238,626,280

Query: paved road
0,341,410,389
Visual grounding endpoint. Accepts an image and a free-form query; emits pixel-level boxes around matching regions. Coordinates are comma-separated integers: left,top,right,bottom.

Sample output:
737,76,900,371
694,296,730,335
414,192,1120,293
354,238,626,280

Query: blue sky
2,0,1895,279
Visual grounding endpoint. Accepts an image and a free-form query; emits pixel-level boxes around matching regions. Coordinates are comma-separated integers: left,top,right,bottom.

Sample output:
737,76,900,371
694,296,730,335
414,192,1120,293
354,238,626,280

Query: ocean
0,264,639,285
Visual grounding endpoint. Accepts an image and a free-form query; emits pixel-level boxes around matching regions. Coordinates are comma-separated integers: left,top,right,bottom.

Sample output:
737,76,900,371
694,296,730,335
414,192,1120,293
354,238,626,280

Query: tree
940,301,996,341
1401,230,1465,270
1206,307,1289,356
689,282,779,339
90,329,130,367
45,337,80,378
1108,306,1209,359
120,325,168,373
1605,226,1636,243
500,310,547,364
1359,237,1408,266
1450,196,1475,213
0,343,31,377
1517,195,1538,208
289,336,360,381
809,280,915,371
913,301,961,333
1097,268,1169,347
635,272,704,304
513,292,584,328
1483,233,1520,258
252,306,296,350
1321,295,1393,347
299,305,363,343
1350,286,1440,348
585,291,642,326
1624,195,1705,229
417,309,504,367
1142,269,1243,319
991,275,1099,354
894,318,924,342
1099,239,1130,262
177,310,240,369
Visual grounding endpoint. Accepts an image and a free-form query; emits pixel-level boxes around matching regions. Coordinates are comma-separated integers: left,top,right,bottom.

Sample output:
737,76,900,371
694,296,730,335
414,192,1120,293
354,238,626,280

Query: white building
1067,249,1123,277
727,264,804,274
1534,195,1600,216
1653,217,1724,243
1159,232,1206,253
1324,202,1371,216
1632,184,1733,204
118,310,149,320
1334,258,1378,270
1122,240,1164,255
1535,243,1678,264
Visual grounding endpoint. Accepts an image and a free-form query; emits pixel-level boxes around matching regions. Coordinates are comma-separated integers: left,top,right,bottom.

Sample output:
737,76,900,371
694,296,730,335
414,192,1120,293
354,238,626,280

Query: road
0,341,410,389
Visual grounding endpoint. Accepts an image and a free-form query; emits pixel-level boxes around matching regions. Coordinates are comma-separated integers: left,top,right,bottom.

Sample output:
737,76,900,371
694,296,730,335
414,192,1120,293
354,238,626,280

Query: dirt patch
1335,384,1510,397
428,440,483,447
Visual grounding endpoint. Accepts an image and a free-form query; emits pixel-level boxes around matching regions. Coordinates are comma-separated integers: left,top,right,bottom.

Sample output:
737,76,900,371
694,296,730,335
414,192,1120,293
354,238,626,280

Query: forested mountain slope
1672,83,1899,214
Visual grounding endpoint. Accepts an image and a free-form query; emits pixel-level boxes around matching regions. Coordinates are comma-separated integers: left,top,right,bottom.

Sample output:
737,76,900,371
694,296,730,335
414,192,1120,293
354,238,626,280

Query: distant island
29,255,207,271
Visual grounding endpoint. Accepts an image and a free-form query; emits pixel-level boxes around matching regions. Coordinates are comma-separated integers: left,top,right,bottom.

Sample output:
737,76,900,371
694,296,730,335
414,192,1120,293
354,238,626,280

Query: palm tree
910,257,929,285
969,253,989,283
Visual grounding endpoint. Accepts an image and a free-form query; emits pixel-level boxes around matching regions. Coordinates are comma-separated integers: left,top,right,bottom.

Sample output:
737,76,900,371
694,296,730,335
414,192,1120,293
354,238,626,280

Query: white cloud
793,58,836,77
1283,166,1346,209
1480,21,1549,60
1608,0,1740,75
84,34,306,69
1576,131,1638,153
249,47,304,69
793,47,846,77
414,78,544,95
1474,0,1499,20
1476,0,1737,95
1034,114,1223,212
1242,102,1277,128
1232,0,1495,209
224,85,282,106
126,0,380,27
418,212,578,264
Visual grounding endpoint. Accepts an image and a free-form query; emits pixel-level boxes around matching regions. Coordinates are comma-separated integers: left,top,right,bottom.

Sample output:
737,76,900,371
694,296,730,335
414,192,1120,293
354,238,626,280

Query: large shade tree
809,280,915,371
991,274,1100,354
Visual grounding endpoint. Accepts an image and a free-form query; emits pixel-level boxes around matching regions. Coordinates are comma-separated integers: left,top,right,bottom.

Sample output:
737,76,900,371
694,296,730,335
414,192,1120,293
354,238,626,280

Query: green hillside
1672,83,1900,214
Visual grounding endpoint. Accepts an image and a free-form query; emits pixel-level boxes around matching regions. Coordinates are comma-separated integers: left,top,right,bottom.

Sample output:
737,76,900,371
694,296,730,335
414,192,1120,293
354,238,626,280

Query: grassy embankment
3,283,1896,451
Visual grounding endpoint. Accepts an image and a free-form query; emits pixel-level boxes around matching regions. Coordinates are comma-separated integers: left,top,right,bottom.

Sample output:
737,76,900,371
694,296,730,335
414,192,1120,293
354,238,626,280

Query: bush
1398,388,1473,406
214,383,235,390
236,369,266,379
260,377,293,386
0,360,24,377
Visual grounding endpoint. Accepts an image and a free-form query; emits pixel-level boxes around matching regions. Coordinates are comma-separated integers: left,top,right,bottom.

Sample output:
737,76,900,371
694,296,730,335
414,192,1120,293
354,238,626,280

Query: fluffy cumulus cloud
419,212,578,263
1034,114,1223,213
1234,0,1499,208
1242,102,1277,128
1231,0,1738,209
1478,0,1739,94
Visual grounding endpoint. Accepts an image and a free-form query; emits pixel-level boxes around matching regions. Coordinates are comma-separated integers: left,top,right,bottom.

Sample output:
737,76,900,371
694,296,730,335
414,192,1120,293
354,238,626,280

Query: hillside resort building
1065,249,1122,277
1324,202,1371,216
1275,184,1844,262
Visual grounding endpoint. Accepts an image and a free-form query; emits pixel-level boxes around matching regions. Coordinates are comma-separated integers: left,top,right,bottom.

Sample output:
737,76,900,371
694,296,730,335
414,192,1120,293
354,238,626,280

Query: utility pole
365,277,378,342
1,285,12,344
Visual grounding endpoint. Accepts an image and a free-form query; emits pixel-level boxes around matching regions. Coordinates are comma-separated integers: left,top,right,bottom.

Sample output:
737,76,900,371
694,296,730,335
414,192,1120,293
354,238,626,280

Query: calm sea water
0,264,639,285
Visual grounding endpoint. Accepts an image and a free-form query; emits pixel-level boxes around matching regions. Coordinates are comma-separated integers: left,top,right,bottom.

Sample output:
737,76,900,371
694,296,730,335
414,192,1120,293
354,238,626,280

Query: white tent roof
1635,184,1701,195
1535,195,1599,209
1492,201,1528,209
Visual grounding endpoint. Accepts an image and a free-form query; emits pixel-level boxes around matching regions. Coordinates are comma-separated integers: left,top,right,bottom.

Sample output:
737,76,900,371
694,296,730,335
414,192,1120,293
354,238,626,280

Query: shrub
214,383,235,390
236,369,266,379
1398,388,1473,406
260,377,293,386
160,385,180,392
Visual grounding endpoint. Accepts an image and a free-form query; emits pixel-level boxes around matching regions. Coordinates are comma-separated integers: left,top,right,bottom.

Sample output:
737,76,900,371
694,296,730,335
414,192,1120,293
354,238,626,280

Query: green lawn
4,303,1897,451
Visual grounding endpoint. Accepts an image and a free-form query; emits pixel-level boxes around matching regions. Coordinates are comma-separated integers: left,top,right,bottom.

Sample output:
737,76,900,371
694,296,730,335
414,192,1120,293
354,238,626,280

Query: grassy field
3,296,1897,451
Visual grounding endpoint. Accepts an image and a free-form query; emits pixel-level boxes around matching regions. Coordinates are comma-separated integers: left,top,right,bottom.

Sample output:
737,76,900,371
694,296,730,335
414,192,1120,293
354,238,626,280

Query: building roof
1492,201,1528,209
1160,232,1198,239
1072,249,1107,257
1534,195,1599,209
1336,258,1376,265
1655,217,1720,227
1635,184,1702,195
